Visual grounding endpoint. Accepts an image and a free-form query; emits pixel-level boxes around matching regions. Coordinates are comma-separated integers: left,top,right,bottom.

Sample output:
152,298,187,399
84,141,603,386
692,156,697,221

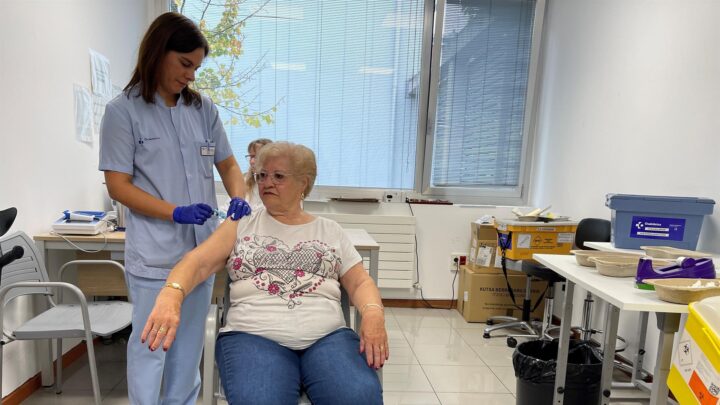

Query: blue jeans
216,328,383,405
126,273,214,405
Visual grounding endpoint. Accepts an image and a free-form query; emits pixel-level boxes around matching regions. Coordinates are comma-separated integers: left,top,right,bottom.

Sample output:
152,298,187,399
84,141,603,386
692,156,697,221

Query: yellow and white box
668,296,720,405
494,219,578,261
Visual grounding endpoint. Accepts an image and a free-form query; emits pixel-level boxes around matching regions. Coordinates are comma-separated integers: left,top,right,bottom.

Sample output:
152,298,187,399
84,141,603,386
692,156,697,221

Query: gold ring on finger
158,327,167,334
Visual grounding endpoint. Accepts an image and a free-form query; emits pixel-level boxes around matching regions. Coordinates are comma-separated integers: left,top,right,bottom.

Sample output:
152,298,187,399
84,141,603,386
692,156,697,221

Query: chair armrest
203,304,219,405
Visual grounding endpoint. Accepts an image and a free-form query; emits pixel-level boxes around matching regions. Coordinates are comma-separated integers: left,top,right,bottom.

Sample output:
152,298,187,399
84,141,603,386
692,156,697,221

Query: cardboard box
468,222,502,273
457,265,547,323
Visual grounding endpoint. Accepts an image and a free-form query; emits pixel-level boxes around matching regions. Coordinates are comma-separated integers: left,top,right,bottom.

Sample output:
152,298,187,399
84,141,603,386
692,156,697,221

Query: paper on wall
73,84,93,144
89,49,112,98
89,49,112,136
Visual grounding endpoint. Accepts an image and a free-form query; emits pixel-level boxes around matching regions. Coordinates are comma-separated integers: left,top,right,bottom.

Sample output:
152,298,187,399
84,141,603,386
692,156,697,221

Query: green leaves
176,0,275,127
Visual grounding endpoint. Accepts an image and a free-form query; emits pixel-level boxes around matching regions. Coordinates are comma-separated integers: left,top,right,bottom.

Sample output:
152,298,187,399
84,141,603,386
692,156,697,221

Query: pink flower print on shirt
232,258,242,270
231,235,344,308
268,283,280,295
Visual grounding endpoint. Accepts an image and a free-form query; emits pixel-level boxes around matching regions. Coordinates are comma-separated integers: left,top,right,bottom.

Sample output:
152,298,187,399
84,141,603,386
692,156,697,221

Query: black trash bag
513,339,603,405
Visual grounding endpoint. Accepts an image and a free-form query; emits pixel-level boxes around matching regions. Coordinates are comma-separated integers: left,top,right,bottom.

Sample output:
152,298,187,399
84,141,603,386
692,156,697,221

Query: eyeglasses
244,154,255,161
253,171,294,185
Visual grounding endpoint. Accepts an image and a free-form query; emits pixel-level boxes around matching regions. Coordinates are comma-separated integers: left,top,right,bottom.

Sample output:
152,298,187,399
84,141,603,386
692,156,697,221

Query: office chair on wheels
483,218,617,348
482,259,565,347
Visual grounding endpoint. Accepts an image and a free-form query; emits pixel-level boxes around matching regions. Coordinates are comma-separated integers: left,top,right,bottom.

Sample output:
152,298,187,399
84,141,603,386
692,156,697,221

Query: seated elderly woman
142,142,386,404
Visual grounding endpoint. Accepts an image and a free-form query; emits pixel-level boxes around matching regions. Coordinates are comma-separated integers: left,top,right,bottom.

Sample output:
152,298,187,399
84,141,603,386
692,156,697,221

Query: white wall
530,0,720,373
0,0,148,396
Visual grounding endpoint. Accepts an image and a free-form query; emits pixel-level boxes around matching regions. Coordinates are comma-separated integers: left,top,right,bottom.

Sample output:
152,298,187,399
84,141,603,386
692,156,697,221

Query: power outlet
449,253,467,272
382,191,404,203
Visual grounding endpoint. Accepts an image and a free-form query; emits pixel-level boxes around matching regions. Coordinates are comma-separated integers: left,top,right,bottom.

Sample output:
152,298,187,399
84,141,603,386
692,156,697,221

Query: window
176,0,542,201
426,0,537,198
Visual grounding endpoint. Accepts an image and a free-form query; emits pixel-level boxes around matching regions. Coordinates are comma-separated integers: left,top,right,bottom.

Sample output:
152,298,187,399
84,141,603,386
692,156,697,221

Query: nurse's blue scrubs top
99,87,233,279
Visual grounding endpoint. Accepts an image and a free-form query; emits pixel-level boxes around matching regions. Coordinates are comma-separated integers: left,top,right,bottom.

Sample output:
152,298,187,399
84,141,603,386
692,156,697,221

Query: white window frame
212,0,547,205
417,0,547,205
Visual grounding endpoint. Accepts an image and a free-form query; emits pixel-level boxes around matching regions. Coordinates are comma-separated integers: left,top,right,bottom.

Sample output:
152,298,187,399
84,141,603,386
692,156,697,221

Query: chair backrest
0,207,17,238
574,218,611,250
0,231,53,305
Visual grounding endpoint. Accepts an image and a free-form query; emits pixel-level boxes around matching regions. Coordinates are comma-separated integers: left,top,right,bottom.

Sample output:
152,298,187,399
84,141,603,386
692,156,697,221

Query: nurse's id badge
201,142,216,156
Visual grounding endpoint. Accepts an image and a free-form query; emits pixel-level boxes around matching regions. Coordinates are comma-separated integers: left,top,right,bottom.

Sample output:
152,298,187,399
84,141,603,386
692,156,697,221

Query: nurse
99,12,250,404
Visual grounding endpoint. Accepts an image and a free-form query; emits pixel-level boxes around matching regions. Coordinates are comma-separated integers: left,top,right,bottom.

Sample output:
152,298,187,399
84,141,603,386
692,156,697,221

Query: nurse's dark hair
125,12,209,106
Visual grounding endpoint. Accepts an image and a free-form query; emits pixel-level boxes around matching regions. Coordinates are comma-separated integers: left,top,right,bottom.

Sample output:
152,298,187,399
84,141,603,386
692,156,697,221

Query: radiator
313,213,416,289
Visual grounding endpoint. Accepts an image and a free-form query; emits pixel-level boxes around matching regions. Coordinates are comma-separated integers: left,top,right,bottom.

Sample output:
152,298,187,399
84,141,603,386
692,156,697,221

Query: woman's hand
359,310,389,369
140,288,184,352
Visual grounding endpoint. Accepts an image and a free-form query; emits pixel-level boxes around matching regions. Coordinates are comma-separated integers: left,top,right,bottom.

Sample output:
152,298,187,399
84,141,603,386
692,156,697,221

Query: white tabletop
533,254,688,313
343,228,380,251
583,241,642,254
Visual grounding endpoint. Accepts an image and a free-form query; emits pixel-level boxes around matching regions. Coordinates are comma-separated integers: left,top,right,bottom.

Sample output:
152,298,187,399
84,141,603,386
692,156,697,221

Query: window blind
180,0,425,189
431,0,536,188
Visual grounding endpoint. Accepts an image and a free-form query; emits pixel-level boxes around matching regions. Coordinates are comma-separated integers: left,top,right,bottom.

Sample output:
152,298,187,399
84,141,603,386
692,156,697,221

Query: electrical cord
49,219,115,253
407,202,456,310
496,228,549,312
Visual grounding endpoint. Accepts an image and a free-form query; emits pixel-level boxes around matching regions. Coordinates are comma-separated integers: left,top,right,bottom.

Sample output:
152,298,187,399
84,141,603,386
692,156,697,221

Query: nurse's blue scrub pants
126,273,214,405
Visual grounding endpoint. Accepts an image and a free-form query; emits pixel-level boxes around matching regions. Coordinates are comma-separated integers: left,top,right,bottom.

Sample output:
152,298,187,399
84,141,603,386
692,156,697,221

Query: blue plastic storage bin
605,194,715,250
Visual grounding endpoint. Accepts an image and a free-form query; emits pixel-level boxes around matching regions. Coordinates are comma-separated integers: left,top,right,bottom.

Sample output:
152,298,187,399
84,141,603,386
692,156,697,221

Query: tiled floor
24,307,645,404
24,307,519,404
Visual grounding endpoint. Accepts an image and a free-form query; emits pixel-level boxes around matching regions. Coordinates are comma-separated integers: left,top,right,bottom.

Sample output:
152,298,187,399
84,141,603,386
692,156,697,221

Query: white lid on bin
691,296,720,340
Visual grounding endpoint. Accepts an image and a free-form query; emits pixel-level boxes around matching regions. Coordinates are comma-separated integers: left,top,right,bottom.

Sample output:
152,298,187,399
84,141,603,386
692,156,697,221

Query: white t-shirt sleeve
336,224,363,277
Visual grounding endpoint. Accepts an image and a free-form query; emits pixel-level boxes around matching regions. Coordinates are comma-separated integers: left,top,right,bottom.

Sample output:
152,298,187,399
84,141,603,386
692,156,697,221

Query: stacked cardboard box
457,265,547,322
458,222,547,322
467,222,500,272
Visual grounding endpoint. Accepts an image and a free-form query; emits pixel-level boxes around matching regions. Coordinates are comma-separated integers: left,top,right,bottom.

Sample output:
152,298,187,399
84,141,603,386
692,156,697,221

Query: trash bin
513,339,603,405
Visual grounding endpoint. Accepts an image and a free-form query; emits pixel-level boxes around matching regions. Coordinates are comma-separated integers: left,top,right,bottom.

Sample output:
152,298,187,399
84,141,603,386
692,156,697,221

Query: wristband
361,303,384,316
164,282,186,299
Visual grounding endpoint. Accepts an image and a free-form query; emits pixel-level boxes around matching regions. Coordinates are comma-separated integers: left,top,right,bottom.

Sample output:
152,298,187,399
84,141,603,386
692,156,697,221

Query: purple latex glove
227,198,252,220
173,203,213,225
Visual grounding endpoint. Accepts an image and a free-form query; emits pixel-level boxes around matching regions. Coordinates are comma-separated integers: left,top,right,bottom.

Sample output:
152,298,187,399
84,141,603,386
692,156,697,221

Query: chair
483,218,612,347
483,260,564,347
573,218,611,341
0,231,132,405
0,207,17,237
202,280,382,405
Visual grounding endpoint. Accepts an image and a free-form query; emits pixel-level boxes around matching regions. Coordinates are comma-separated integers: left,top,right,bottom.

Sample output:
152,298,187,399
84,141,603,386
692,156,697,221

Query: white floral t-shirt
220,208,362,349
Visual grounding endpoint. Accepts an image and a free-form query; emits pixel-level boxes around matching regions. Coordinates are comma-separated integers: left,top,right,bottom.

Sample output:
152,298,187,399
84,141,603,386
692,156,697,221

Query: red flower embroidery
268,283,280,295
266,245,277,252
294,269,305,278
255,267,265,274
232,258,242,270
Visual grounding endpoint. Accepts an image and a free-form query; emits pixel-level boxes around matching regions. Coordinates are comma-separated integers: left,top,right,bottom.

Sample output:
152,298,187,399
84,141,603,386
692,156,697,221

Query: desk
534,253,686,405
